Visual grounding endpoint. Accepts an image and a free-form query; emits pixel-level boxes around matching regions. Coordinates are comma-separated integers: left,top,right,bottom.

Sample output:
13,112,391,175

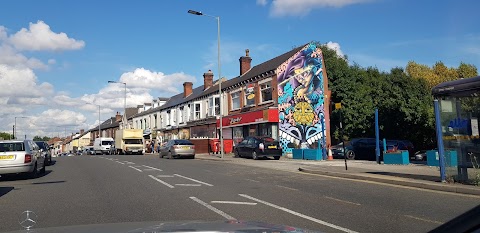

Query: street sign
335,103,342,109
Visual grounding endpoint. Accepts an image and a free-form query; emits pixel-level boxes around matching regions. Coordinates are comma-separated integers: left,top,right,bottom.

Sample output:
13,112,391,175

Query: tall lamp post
107,81,127,128
14,116,28,140
188,9,224,158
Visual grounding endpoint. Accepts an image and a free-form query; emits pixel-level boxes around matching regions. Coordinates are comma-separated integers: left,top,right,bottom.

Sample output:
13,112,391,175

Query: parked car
159,139,195,159
0,140,46,178
343,138,415,161
35,141,52,165
233,136,282,160
413,150,427,161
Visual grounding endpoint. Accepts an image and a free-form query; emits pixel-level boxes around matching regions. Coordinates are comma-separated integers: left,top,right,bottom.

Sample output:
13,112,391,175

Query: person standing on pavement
151,140,155,154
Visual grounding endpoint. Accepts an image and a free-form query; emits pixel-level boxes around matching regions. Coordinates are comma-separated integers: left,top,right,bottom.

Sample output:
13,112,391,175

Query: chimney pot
240,49,252,76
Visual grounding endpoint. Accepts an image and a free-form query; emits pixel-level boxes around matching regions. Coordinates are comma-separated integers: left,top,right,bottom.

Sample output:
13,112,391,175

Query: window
179,107,184,123
184,106,189,122
166,111,170,126
260,80,273,103
154,115,157,128
231,91,240,110
208,96,221,116
195,103,201,120
244,84,255,106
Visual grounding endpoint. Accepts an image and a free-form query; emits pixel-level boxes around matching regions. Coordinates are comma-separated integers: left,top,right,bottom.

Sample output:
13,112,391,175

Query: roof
125,107,138,119
131,44,306,118
432,75,480,97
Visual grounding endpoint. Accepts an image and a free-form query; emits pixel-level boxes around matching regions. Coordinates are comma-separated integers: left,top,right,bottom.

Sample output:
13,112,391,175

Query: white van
93,137,114,155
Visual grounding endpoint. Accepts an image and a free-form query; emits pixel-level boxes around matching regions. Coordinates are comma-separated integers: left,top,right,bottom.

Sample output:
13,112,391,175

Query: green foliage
315,42,478,150
0,132,14,140
33,136,51,141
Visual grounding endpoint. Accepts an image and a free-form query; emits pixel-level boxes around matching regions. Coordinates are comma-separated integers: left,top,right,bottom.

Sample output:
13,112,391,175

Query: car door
246,137,257,157
237,139,248,156
160,141,170,156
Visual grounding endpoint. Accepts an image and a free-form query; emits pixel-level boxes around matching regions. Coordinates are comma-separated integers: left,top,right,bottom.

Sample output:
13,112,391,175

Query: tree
457,62,478,79
0,132,13,140
33,136,51,141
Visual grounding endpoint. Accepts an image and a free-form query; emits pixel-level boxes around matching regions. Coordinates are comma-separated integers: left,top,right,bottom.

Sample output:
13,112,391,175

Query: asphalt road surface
1,155,479,232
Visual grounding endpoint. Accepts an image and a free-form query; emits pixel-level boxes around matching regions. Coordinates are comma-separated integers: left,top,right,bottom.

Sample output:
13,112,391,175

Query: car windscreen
35,141,47,150
102,141,113,145
0,142,25,152
173,140,193,145
125,139,142,144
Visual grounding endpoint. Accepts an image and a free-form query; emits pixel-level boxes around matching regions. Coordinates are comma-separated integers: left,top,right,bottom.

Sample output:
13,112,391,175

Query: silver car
0,140,46,178
159,139,195,159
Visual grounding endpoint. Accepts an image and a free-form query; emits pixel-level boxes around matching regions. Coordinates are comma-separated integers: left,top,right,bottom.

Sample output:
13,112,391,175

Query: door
246,137,257,157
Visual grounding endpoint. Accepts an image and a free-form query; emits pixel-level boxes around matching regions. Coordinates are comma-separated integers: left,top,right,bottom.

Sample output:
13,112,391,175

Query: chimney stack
183,82,193,98
80,129,84,134
239,49,252,76
203,70,214,90
115,112,122,122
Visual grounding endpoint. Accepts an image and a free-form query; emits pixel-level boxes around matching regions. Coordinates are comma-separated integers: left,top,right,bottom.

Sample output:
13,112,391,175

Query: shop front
217,108,279,147
432,76,480,184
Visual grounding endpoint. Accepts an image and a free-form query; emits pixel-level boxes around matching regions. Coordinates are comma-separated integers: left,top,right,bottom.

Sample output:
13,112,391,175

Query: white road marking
404,215,443,224
190,197,236,220
276,185,299,191
239,194,358,233
142,165,162,171
174,174,213,186
175,184,202,186
245,179,260,183
124,161,135,164
156,175,174,178
148,175,174,188
128,166,143,172
115,161,125,164
324,196,361,206
211,201,257,205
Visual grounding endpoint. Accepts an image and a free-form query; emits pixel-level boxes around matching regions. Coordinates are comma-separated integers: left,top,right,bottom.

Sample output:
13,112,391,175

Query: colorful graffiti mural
277,43,327,155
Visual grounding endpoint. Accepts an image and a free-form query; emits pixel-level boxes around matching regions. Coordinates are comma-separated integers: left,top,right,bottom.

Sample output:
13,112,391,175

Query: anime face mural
277,43,326,154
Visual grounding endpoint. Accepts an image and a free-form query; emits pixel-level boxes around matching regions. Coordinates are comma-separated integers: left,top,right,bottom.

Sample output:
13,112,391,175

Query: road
1,155,479,232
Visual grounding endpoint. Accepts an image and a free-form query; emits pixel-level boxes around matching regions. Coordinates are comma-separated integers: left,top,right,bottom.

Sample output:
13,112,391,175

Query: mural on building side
276,43,326,154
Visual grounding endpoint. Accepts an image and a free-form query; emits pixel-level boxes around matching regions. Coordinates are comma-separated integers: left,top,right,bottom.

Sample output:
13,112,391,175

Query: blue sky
0,0,479,138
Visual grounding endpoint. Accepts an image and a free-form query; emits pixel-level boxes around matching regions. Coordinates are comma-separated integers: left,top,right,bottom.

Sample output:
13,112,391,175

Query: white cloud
257,0,268,6
326,41,345,58
9,20,85,51
0,26,7,41
268,0,371,17
0,64,54,98
0,45,49,70
119,68,196,94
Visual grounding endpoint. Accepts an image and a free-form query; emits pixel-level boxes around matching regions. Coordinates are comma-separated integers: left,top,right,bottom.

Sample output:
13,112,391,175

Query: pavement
1,154,479,233
191,153,480,196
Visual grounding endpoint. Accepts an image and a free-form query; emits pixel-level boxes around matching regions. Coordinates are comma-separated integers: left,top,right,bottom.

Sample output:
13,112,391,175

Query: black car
234,136,282,160
35,141,52,165
344,138,414,161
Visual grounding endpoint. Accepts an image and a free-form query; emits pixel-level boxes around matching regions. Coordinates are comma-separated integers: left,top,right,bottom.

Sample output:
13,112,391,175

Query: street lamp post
188,9,224,159
14,116,28,140
108,81,127,128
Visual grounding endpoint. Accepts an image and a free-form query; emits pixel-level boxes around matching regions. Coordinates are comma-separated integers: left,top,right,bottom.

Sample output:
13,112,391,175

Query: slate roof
131,44,306,118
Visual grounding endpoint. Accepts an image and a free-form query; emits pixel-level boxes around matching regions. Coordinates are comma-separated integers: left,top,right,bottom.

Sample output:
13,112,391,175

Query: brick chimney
203,70,214,90
115,112,122,122
239,49,252,76
80,129,84,134
183,82,193,98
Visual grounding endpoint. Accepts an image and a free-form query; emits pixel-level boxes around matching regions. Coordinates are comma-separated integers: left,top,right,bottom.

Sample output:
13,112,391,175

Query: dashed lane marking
148,175,174,188
142,165,162,171
175,184,201,186
324,196,361,206
211,201,257,205
174,174,213,186
128,166,143,172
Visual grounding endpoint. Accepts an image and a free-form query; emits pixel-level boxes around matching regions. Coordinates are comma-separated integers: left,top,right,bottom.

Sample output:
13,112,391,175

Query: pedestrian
151,140,155,154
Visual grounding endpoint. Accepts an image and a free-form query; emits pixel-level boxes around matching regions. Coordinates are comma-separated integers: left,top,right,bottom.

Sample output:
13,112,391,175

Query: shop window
231,91,240,110
260,80,273,103
208,96,220,116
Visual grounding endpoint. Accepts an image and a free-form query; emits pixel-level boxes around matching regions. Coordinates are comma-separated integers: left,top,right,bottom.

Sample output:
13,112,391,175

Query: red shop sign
217,109,279,128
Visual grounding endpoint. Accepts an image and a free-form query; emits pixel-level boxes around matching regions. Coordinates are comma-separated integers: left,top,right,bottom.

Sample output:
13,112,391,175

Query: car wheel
252,151,258,160
168,151,173,159
29,163,38,179
190,155,195,159
40,160,46,174
346,150,355,160
234,149,240,158
274,156,280,160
